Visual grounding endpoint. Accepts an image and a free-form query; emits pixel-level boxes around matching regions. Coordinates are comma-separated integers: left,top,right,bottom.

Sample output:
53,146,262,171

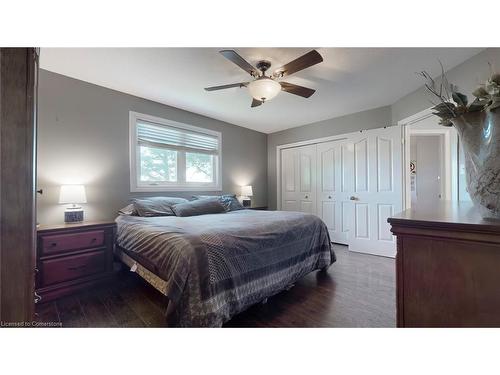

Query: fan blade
273,50,323,78
251,99,263,108
280,82,316,98
220,50,259,77
205,82,248,91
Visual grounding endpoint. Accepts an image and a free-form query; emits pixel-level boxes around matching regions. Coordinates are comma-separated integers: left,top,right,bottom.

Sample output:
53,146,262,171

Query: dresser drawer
40,250,107,286
41,230,105,255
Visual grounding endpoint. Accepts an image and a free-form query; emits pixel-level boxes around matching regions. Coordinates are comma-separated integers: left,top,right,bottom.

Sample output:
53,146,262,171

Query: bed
115,209,335,327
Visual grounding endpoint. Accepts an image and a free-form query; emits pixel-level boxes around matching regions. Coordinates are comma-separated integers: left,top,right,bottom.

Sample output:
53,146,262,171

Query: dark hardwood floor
35,245,396,327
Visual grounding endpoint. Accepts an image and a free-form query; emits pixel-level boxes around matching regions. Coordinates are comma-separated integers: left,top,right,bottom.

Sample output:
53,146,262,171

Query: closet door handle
305,195,309,199
328,196,332,199
350,196,359,201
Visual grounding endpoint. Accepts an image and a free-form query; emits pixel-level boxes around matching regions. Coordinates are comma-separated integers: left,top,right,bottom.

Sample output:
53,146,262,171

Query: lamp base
241,198,252,208
64,207,84,223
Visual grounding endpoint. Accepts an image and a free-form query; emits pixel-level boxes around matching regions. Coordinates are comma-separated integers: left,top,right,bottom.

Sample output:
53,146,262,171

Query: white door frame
398,107,458,209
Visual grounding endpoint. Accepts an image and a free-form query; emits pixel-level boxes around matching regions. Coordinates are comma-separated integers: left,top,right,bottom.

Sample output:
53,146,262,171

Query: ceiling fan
205,49,323,107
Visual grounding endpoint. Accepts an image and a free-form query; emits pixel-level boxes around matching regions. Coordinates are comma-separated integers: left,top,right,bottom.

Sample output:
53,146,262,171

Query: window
130,111,221,191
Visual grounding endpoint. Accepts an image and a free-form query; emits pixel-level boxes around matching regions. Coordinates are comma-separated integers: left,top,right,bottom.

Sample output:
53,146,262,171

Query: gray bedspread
115,209,335,327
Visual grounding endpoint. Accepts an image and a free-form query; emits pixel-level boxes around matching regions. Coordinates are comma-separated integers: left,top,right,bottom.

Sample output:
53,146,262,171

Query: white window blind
130,111,222,192
137,121,219,155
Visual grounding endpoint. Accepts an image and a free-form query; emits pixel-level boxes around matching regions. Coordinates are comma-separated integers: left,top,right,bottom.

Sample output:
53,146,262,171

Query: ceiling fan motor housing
256,60,272,73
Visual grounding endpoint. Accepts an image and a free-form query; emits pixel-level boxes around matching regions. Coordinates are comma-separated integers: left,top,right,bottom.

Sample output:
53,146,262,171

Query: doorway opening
400,107,471,210
409,134,445,205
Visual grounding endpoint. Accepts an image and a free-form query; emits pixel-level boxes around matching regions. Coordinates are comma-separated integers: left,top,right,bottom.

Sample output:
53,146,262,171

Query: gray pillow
118,203,137,216
172,197,226,217
133,196,189,217
192,194,244,212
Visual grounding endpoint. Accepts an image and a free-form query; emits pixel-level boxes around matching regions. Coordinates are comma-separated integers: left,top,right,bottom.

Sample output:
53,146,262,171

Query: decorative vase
452,111,500,218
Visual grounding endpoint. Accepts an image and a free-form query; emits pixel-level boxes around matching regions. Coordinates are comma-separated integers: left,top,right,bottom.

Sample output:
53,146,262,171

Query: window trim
129,111,222,192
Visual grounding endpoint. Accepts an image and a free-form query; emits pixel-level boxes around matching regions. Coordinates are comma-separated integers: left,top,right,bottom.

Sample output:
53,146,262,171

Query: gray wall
267,106,392,210
392,48,500,124
37,70,268,225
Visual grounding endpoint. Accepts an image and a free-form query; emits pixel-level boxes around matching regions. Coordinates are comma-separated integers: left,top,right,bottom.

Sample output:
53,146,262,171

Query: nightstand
36,221,116,303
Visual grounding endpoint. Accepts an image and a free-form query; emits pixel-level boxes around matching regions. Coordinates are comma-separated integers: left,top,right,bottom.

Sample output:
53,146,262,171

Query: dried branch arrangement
419,63,500,126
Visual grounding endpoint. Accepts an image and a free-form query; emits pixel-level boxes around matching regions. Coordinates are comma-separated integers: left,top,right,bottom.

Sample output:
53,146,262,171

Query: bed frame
115,245,169,296
114,244,294,308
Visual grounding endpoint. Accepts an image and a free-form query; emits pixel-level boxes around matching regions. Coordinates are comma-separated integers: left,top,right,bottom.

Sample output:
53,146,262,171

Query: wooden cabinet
388,202,500,327
36,222,116,303
0,48,38,323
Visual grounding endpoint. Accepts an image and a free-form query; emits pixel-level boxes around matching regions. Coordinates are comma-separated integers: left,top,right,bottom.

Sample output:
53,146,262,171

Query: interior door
316,140,353,244
281,144,317,214
413,135,443,202
348,126,402,257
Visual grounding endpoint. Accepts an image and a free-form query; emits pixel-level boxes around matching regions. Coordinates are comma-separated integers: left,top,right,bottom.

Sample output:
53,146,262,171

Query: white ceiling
40,48,484,134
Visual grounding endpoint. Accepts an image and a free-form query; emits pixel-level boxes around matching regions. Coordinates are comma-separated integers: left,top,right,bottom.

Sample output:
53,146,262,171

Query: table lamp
240,185,253,207
59,184,87,223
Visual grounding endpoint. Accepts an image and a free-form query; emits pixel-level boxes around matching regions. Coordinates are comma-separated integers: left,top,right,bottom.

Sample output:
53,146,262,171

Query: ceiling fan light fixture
247,77,281,102
206,49,323,107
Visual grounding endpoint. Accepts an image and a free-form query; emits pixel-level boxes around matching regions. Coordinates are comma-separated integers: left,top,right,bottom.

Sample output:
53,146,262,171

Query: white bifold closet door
280,126,402,257
281,144,317,214
347,126,402,257
316,140,352,245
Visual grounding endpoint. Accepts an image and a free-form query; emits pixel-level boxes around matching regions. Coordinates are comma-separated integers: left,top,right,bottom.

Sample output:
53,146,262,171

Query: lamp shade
247,77,281,102
59,185,87,204
241,185,253,197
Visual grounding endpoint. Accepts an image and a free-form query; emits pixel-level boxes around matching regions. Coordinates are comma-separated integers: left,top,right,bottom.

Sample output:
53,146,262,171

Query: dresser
36,221,116,303
388,202,500,327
